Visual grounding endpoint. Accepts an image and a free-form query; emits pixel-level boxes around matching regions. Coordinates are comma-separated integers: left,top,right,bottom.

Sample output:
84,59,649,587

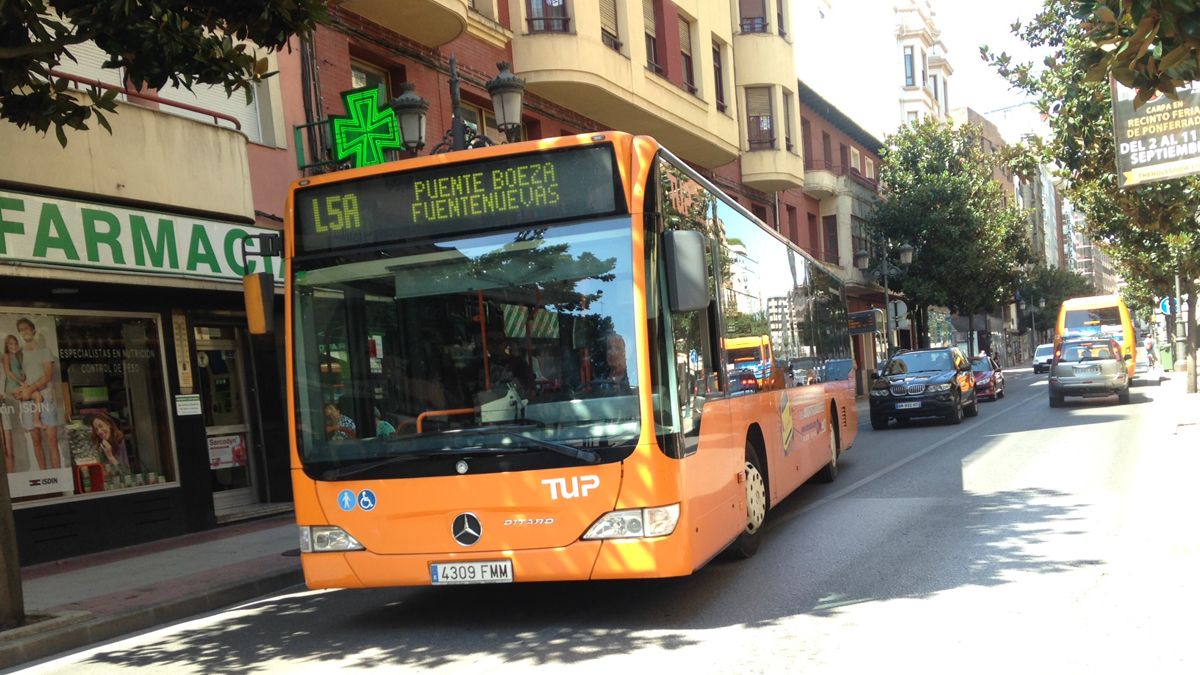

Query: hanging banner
1113,81,1200,188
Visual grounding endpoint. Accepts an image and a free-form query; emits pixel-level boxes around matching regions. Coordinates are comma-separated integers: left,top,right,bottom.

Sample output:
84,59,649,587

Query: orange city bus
1056,294,1136,378
280,131,858,588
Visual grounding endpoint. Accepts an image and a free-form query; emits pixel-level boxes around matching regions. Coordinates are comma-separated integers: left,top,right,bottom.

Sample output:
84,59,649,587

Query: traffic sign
1160,297,1177,314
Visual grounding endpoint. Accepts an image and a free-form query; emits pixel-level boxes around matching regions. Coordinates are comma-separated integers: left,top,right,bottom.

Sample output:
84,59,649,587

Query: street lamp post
1019,296,1046,359
855,239,914,357
389,57,526,154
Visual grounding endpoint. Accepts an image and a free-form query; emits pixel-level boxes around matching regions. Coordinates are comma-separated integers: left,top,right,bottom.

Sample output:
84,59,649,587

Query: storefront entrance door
194,326,257,516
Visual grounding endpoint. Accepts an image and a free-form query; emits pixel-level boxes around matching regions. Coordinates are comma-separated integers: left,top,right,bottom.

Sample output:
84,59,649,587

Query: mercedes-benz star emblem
452,512,482,546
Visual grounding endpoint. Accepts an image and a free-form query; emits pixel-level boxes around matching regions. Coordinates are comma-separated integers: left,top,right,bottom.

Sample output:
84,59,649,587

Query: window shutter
746,87,771,117
601,0,618,34
644,0,656,36
58,41,127,100
739,0,765,17
157,80,264,144
678,18,692,55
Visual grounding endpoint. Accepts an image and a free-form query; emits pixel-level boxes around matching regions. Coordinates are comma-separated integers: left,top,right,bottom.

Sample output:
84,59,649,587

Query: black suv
868,347,979,429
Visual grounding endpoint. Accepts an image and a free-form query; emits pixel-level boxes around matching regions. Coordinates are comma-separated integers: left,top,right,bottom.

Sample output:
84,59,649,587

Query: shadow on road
80,375,1116,671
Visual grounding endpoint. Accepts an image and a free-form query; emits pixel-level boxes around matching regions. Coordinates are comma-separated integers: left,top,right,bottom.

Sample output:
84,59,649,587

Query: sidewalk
0,513,301,670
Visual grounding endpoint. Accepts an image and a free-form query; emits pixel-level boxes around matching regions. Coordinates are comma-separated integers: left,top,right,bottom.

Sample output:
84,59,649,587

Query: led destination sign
296,145,622,254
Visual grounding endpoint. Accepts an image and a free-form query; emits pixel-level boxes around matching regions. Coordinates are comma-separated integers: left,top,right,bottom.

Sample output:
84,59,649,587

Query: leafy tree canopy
1074,0,1200,108
870,118,1031,324
0,0,327,145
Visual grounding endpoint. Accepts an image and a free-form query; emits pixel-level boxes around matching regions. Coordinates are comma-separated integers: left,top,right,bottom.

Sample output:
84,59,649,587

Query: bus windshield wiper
434,423,601,464
320,428,600,480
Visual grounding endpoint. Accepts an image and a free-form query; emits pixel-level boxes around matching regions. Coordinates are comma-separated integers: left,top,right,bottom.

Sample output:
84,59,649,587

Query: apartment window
470,0,497,20
351,61,391,98
821,131,833,167
865,158,875,180
801,117,812,165
807,213,819,251
839,143,849,172
777,0,787,37
929,73,939,101
751,204,768,223
907,110,919,123
601,0,621,50
822,215,839,264
739,0,767,33
679,17,696,94
903,46,915,87
713,42,727,112
921,50,928,87
942,79,949,112
851,216,871,260
746,87,774,150
644,0,662,74
528,0,570,33
461,102,523,144
787,205,798,244
850,146,861,172
783,91,794,152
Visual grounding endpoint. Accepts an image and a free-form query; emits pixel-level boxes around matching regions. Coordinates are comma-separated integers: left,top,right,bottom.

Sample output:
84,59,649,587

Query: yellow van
1056,295,1136,378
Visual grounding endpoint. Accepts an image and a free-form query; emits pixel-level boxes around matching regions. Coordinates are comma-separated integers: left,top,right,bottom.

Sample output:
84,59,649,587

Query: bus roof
1060,294,1126,309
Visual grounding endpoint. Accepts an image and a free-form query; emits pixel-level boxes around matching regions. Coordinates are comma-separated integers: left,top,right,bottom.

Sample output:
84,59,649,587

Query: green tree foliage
870,118,1031,347
0,0,327,145
985,0,1200,350
1074,0,1200,108
1017,264,1097,333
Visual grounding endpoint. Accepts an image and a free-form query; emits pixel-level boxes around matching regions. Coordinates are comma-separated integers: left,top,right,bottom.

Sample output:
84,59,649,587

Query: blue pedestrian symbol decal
357,489,377,512
337,489,356,512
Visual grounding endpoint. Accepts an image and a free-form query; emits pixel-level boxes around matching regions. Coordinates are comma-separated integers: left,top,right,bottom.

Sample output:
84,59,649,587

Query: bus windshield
292,217,640,477
1063,307,1122,337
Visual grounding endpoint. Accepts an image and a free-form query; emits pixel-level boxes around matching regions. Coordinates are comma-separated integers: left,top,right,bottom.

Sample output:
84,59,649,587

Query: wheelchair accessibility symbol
337,489,356,512
357,489,377,512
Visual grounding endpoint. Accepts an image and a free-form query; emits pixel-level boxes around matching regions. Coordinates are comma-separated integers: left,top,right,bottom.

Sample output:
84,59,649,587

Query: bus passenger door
672,297,741,566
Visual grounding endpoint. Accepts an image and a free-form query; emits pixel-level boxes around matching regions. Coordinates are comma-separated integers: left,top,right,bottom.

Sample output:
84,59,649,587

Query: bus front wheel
728,445,767,559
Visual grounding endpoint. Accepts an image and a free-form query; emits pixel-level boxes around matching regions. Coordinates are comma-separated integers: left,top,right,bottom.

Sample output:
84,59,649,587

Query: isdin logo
541,475,600,500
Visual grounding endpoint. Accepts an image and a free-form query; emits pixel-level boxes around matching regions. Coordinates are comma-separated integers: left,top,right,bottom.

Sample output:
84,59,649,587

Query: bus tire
728,444,767,560
815,415,839,483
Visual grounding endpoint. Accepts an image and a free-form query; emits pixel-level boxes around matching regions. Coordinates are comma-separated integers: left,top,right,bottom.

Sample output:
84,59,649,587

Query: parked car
1032,343,1055,373
970,355,1006,400
1048,337,1130,407
868,347,978,429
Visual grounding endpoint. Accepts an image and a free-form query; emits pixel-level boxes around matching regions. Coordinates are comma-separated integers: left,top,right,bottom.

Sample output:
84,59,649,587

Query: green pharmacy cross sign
331,86,404,168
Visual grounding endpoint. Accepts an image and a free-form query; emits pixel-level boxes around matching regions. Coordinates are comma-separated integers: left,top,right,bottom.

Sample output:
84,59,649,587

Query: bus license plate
430,560,514,585
896,401,921,410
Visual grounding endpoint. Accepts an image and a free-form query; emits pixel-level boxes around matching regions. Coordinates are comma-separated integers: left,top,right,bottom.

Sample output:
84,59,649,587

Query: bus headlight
583,504,680,540
299,525,365,553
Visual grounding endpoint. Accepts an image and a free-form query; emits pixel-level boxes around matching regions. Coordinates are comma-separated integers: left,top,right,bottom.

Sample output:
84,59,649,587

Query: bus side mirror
665,230,709,313
243,273,275,335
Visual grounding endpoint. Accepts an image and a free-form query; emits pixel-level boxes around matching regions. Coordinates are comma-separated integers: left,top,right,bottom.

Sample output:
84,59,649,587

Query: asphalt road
19,368,1200,674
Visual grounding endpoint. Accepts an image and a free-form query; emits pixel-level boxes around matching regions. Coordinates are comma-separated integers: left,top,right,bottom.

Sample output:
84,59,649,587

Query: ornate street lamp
390,57,526,154
855,238,915,357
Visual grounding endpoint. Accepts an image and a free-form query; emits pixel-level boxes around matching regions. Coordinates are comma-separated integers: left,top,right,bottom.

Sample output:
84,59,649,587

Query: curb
0,568,303,670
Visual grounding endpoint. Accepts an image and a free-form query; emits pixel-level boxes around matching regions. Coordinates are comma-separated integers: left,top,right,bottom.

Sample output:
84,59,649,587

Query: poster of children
1,312,73,498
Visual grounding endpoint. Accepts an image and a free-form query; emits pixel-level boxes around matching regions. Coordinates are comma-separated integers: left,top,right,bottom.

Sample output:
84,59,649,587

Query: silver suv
1048,337,1130,407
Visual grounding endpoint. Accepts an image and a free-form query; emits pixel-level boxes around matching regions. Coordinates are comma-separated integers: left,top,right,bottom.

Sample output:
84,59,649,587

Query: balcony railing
748,137,775,151
740,16,768,33
50,69,241,130
528,16,570,33
804,159,844,173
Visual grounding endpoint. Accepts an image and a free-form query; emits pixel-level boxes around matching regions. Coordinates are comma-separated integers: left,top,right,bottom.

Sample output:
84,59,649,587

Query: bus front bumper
300,536,695,588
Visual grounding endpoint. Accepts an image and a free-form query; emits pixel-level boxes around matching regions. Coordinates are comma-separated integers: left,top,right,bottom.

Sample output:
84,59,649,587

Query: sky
794,0,1052,144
